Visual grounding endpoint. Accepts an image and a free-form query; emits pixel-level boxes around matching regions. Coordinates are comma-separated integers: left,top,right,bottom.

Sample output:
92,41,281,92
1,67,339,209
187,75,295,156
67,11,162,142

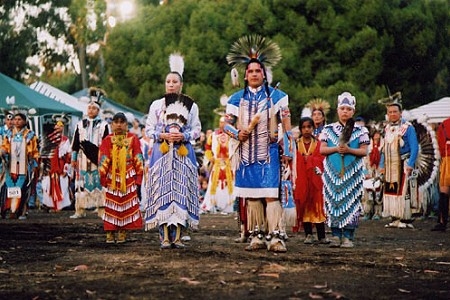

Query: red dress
99,132,144,231
293,137,326,228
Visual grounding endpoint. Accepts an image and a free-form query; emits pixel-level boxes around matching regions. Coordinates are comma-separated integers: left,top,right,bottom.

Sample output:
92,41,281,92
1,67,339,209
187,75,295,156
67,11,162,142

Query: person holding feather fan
224,35,294,253
144,53,201,249
320,92,369,248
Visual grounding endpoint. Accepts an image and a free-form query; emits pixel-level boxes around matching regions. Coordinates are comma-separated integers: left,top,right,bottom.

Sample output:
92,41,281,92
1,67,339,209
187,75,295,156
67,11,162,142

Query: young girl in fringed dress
319,92,369,248
294,117,329,244
98,112,144,244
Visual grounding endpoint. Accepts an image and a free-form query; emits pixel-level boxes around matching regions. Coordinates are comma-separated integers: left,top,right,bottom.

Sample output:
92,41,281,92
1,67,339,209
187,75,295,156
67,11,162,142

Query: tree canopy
1,0,449,130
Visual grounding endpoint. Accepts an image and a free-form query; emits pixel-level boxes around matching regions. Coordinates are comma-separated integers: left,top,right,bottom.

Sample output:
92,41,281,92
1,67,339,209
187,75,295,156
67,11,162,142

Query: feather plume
265,68,273,85
226,34,281,68
377,91,402,108
339,118,355,178
230,68,239,87
339,118,355,146
301,107,312,118
306,98,331,116
169,53,184,76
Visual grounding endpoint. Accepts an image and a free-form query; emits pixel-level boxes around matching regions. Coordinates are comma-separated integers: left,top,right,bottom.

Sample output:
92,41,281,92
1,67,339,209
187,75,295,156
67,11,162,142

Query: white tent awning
30,81,88,113
406,97,450,124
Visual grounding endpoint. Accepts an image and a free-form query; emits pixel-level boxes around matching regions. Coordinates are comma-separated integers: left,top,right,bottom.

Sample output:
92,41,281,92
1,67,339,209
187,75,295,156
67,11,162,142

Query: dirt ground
0,209,449,300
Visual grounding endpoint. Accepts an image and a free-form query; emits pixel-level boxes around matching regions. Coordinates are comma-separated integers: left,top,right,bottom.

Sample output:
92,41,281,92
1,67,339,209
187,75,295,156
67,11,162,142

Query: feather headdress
227,35,281,87
226,34,282,68
52,113,71,128
88,87,106,108
169,52,184,79
306,98,331,116
377,91,402,109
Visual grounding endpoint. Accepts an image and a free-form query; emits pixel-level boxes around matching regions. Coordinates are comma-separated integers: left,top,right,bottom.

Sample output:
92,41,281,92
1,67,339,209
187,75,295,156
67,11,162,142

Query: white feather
417,113,428,124
169,53,184,76
231,68,239,87
265,67,273,85
402,109,413,121
301,107,312,118
165,101,190,126
6,96,15,105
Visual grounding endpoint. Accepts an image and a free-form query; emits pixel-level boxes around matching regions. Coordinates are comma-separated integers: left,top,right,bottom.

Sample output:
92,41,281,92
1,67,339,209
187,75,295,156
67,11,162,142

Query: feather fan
40,129,62,175
339,118,355,177
412,119,439,189
164,93,194,127
339,118,355,146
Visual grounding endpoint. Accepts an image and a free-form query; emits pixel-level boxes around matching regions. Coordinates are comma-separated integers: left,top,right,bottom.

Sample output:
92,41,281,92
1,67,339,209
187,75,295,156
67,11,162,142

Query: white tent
406,97,450,124
30,81,88,113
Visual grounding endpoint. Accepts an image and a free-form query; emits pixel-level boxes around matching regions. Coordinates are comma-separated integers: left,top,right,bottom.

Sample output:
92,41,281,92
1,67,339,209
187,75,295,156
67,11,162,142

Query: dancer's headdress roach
88,87,106,108
226,35,281,87
306,98,331,117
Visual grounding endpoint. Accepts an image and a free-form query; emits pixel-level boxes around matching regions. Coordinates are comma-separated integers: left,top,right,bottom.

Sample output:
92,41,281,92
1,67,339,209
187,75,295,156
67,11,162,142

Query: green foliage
1,0,449,131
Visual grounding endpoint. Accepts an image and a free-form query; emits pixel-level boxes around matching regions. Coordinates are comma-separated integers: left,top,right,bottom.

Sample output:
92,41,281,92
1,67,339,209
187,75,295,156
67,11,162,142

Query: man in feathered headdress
40,114,72,211
224,35,294,253
201,116,235,215
379,96,419,228
70,87,110,219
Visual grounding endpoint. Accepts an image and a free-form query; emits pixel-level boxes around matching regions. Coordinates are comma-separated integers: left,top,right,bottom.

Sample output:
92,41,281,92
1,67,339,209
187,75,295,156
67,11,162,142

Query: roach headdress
226,34,281,87
88,87,106,108
306,98,331,117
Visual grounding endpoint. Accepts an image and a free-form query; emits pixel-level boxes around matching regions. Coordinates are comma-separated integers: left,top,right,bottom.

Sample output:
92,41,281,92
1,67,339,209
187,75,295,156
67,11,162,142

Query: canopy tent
30,81,88,114
0,73,82,117
72,88,145,123
405,97,450,124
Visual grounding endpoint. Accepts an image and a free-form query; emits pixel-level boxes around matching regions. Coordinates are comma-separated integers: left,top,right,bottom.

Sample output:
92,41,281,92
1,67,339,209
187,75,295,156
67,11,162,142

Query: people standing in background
130,118,142,138
144,53,201,249
362,130,384,220
139,125,152,210
320,92,369,248
0,111,14,212
1,112,39,219
306,98,330,138
201,117,235,214
379,100,419,228
98,112,144,243
70,87,110,219
294,117,329,245
431,116,450,231
41,114,73,212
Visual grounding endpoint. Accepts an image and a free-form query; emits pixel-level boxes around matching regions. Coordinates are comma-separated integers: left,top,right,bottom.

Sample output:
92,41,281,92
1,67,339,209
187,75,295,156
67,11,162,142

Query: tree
1,0,448,129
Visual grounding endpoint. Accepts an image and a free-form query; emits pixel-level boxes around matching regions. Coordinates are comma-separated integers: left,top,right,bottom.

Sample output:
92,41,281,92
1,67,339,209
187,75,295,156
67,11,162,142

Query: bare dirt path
0,210,449,300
